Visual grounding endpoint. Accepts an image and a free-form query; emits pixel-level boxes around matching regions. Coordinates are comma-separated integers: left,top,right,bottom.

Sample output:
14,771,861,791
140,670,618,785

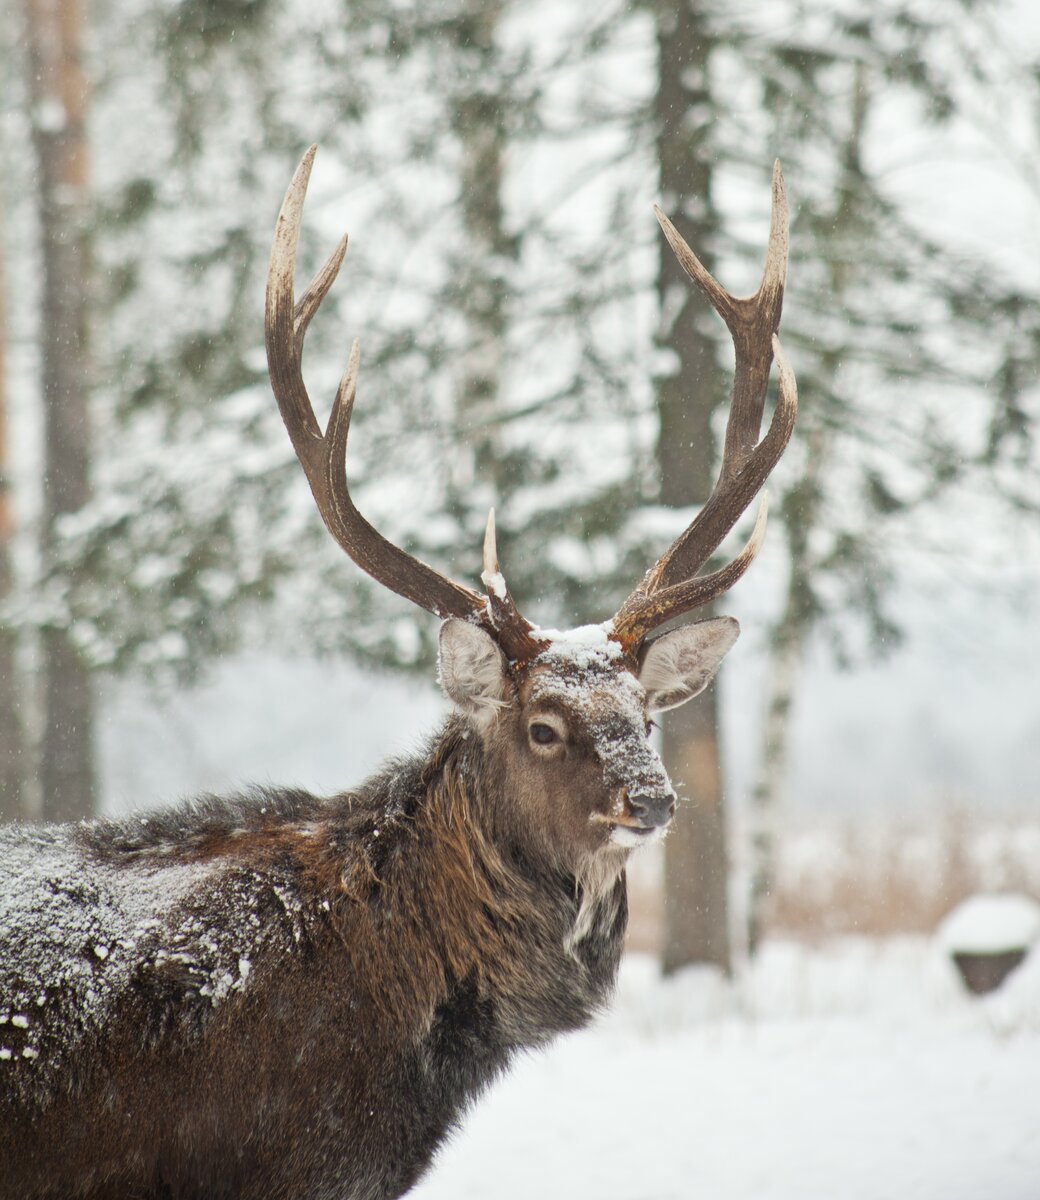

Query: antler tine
481,507,513,626
650,162,789,591
613,336,797,648
719,159,788,483
645,330,796,598
482,507,499,576
612,495,770,647
611,165,797,652
479,507,549,663
266,147,493,624
294,234,349,359
266,145,324,466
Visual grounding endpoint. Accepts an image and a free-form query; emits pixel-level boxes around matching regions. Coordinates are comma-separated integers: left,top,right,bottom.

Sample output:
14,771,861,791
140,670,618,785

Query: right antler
266,146,547,664
611,162,798,653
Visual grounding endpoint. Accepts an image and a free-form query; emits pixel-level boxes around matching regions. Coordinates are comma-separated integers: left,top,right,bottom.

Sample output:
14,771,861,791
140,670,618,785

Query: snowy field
411,939,1040,1200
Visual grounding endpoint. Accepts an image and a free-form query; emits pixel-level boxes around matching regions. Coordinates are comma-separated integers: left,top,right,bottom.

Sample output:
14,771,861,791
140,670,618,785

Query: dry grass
625,810,1040,954
767,811,1040,940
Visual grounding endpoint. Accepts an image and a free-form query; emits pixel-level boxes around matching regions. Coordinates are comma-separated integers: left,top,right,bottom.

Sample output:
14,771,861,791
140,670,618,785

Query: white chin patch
610,824,665,850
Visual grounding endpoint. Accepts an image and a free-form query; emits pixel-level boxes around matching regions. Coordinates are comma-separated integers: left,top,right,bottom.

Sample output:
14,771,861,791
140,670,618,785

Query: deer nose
626,792,676,829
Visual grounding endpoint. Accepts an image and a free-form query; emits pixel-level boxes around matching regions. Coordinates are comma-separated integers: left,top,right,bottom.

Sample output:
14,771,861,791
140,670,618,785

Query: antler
268,147,793,669
266,145,546,663
611,161,798,652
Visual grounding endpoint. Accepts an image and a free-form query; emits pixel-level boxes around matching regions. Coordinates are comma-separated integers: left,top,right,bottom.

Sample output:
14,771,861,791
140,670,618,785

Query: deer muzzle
593,788,677,836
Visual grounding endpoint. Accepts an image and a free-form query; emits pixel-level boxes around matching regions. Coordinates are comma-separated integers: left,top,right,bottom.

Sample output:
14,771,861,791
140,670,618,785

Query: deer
0,146,796,1200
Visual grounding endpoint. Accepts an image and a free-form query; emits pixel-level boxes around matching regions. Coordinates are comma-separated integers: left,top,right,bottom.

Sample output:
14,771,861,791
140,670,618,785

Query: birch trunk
746,428,827,952
746,65,869,952
448,1,515,511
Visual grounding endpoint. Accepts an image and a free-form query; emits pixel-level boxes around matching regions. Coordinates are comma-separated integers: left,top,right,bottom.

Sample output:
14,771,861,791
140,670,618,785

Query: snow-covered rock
936,892,1040,955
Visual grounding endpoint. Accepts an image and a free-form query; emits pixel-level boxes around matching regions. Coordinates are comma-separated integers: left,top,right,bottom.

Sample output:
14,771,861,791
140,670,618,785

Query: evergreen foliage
4,0,1037,694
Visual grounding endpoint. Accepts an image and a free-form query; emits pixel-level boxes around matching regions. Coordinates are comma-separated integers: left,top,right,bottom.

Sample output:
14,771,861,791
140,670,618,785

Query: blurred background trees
2,0,1038,967
0,210,25,823
24,0,96,822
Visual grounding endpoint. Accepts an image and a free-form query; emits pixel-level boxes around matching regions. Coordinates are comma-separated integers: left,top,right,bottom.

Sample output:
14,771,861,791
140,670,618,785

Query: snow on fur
528,633,672,808
0,793,307,1108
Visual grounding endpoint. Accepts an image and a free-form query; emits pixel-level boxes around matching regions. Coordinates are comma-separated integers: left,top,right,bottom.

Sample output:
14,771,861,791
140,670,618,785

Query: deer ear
638,617,740,713
438,619,511,719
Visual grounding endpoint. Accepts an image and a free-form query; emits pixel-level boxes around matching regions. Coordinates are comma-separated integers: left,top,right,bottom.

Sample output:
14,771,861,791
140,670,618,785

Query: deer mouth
591,792,676,846
605,818,667,849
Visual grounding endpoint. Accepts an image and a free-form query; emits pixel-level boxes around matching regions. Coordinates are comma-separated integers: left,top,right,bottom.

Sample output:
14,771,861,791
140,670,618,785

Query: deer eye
529,722,559,746
645,719,657,738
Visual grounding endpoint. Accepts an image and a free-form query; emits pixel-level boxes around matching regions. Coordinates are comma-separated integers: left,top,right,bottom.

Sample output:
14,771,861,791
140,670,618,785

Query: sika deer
0,147,796,1200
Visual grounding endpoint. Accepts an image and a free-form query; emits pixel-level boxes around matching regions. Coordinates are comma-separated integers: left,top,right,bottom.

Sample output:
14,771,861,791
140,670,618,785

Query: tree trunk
745,428,827,953
745,622,801,955
662,689,730,971
0,202,29,823
746,65,869,953
652,1,731,975
447,1,516,509
25,0,97,822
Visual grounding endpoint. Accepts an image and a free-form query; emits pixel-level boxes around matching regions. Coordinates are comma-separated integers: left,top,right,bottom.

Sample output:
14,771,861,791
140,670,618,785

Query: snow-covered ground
411,939,1040,1200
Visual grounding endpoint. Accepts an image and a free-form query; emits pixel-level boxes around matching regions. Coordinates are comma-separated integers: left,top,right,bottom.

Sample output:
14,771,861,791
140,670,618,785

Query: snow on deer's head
438,616,737,863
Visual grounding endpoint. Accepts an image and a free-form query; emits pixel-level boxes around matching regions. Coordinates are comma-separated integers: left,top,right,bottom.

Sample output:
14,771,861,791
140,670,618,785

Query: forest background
2,0,1040,974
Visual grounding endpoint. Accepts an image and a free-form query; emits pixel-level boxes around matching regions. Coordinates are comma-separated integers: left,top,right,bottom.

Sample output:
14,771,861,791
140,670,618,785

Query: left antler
266,146,547,664
611,161,798,652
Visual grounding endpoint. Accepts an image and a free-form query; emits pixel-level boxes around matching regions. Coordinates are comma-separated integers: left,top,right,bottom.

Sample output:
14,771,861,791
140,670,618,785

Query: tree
24,0,97,821
735,15,1040,949
0,199,29,822
746,61,870,954
7,0,1037,917
646,0,734,974
41,0,654,686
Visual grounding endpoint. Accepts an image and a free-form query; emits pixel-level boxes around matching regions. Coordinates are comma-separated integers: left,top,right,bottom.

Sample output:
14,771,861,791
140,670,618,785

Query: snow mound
985,940,1040,1033
936,892,1040,954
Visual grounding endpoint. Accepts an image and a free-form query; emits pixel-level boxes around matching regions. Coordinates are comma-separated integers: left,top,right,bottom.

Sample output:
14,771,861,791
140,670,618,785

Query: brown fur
0,675,644,1199
0,611,741,1199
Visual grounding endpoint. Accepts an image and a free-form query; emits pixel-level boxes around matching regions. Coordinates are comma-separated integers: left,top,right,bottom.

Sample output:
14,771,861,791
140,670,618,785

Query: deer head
266,147,796,868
